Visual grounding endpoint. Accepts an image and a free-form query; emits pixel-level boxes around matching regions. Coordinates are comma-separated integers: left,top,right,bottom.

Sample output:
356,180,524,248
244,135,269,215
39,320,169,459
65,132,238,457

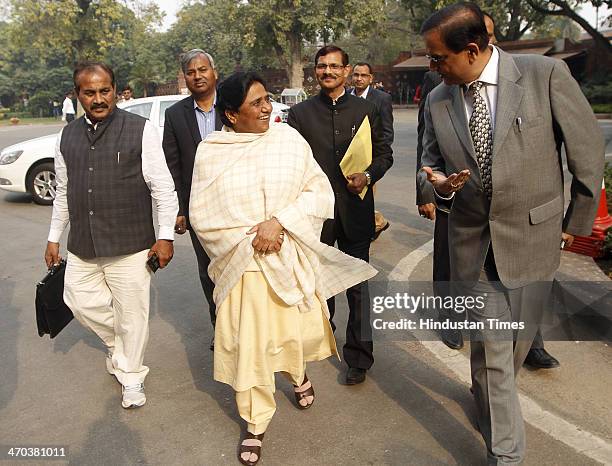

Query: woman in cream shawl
189,72,376,466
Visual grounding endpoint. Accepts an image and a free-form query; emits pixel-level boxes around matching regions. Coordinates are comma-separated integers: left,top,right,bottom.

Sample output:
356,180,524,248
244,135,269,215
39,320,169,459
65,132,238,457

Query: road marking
389,243,612,465
388,239,434,282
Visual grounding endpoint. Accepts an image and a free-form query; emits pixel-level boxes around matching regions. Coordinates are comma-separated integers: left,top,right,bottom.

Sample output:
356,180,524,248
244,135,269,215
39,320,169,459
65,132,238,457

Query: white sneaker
121,383,146,409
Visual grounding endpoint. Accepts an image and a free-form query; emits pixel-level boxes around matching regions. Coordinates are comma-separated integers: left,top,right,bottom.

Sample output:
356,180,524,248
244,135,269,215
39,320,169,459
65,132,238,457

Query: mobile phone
147,253,160,273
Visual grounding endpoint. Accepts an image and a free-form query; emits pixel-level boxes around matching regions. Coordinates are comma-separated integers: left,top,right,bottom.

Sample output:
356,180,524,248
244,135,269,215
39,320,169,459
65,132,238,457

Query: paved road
0,112,610,466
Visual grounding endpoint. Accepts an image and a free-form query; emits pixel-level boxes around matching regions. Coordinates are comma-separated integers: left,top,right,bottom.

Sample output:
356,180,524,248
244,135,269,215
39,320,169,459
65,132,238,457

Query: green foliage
27,91,55,117
603,228,612,257
582,81,612,105
591,104,612,113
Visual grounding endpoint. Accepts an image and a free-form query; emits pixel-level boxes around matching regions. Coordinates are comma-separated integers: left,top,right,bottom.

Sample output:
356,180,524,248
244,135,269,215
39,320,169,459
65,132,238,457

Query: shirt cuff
158,226,175,241
434,188,455,201
47,228,64,243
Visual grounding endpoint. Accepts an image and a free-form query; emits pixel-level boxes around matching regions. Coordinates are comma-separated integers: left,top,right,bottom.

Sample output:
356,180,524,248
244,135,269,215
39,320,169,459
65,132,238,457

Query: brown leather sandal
238,432,264,466
293,374,315,410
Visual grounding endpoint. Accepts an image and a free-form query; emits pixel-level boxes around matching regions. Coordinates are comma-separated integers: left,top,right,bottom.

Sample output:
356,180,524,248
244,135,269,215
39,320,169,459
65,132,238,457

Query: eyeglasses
425,54,448,64
315,63,345,72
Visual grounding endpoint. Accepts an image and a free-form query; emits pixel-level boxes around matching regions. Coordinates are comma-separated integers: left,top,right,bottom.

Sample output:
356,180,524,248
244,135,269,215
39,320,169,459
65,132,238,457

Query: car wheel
27,162,56,205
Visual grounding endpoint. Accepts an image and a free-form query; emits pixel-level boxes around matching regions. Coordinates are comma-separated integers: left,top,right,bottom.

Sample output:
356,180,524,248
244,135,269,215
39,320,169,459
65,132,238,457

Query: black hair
420,2,489,53
217,71,267,127
121,85,133,92
315,45,349,66
73,61,116,93
354,62,373,74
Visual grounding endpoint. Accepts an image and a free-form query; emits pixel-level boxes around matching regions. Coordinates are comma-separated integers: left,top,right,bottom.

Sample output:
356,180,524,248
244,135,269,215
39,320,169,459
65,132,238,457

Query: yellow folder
340,116,372,200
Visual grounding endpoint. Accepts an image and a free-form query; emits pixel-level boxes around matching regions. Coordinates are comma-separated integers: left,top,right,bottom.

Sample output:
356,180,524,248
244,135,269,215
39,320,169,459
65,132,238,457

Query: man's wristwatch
364,171,372,186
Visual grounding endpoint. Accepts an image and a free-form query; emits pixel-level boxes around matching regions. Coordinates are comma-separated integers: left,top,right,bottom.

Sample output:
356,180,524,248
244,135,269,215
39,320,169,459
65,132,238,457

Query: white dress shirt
463,45,499,130
435,45,499,201
351,85,370,99
48,118,178,243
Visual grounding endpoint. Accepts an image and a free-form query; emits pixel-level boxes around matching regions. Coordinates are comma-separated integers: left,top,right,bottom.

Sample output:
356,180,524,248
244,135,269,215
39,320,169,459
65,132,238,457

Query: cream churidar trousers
64,249,152,386
215,268,337,434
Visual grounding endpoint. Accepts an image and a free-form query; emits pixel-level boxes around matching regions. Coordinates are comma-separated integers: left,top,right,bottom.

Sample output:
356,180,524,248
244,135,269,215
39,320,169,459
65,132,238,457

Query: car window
159,99,181,127
122,102,153,119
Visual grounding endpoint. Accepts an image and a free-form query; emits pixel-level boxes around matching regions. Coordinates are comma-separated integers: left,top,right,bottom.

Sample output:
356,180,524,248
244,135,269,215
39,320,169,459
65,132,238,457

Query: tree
7,0,128,65
241,0,388,88
524,0,612,54
414,0,548,41
336,0,422,64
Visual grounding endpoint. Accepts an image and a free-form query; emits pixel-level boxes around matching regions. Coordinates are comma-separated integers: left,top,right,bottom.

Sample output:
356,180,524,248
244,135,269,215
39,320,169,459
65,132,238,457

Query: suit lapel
493,50,523,157
183,96,202,146
445,85,475,159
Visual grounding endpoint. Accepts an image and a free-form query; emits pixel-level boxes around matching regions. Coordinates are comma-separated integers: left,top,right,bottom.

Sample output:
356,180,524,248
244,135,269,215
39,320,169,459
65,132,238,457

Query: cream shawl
189,123,377,313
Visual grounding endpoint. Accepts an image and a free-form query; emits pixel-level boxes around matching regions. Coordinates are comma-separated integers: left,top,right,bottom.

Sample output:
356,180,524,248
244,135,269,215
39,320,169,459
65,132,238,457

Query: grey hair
180,49,216,74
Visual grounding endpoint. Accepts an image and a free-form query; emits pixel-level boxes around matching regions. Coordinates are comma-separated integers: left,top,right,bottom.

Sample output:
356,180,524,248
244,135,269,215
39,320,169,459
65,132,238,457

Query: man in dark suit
351,62,394,240
288,45,393,385
163,49,222,338
420,4,603,462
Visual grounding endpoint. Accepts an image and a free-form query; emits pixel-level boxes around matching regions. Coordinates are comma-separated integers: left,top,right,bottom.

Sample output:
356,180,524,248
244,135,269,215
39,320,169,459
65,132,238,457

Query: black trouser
188,228,216,326
321,218,373,370
435,211,544,350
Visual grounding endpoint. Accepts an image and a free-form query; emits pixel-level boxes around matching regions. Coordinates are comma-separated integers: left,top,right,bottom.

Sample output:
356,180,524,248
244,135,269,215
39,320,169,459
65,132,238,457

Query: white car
0,94,289,205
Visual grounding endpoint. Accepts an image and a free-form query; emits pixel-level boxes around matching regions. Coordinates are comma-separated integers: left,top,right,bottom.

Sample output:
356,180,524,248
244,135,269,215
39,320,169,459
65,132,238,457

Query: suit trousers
189,228,216,326
64,249,151,386
321,218,374,370
458,256,551,465
435,210,544,352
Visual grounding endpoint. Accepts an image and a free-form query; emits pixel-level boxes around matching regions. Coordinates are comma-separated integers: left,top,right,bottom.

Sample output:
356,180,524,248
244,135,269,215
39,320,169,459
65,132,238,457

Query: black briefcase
36,259,73,338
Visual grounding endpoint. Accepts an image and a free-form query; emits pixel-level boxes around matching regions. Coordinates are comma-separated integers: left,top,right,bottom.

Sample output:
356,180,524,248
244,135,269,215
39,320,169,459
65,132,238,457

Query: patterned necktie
468,81,493,199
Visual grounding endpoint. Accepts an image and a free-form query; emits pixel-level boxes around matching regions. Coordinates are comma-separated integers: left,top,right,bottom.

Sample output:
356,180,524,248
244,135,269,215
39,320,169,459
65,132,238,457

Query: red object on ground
565,180,612,258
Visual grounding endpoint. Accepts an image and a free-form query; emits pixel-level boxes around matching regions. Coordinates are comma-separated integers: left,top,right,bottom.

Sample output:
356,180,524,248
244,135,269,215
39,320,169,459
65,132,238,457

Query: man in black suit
351,62,394,240
162,49,222,339
288,45,393,385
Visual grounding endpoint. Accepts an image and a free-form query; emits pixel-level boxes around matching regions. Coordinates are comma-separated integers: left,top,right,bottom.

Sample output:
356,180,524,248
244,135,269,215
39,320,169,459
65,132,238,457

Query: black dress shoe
524,348,560,369
346,367,367,385
440,328,464,350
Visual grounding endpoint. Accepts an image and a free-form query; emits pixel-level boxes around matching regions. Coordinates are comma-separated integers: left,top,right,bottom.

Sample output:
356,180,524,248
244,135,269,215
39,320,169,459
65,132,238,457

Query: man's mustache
91,103,108,109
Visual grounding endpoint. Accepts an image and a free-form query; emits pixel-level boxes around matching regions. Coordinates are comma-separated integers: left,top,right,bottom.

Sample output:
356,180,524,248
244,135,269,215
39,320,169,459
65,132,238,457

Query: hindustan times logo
372,293,486,314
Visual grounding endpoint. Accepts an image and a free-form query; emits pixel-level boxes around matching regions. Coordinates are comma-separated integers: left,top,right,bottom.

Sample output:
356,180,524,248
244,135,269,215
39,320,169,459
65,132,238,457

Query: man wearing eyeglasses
420,3,603,463
351,62,394,241
288,45,393,385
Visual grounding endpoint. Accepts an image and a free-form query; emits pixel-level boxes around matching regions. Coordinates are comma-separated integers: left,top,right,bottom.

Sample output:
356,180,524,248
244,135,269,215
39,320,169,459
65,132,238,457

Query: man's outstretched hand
422,167,470,196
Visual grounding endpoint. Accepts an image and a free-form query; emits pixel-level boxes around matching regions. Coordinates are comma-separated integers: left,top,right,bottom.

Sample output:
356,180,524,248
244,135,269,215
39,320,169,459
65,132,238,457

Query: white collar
466,45,499,89
352,85,370,99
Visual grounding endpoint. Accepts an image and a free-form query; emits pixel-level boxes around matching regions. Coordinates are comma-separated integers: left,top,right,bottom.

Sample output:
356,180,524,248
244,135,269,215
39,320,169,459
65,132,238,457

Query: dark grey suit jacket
162,95,222,219
416,71,442,206
421,49,604,287
365,87,394,147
